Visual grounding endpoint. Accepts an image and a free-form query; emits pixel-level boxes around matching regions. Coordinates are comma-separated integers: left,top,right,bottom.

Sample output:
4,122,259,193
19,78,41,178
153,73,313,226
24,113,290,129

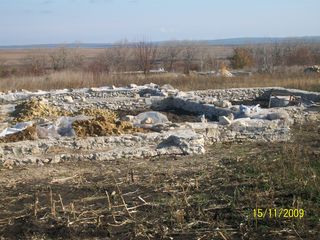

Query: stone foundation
0,84,319,165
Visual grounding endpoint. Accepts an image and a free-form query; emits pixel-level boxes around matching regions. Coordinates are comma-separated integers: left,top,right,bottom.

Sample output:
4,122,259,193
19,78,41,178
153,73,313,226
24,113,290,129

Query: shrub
229,48,254,69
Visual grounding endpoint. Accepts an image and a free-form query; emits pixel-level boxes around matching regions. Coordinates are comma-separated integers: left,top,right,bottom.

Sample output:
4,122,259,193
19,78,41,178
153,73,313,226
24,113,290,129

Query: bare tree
197,44,216,72
182,43,197,74
286,45,313,66
49,47,68,71
24,54,48,75
69,48,84,69
203,53,219,71
160,42,182,72
106,40,132,72
90,51,111,74
252,44,286,73
134,40,158,74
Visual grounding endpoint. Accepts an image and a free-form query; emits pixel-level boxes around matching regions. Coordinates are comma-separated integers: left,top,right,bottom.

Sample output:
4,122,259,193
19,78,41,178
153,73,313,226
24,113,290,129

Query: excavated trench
116,108,201,123
231,99,269,108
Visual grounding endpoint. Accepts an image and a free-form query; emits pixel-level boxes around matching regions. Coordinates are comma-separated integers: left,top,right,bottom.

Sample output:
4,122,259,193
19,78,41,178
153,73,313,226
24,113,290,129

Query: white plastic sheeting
48,116,91,138
0,116,91,139
239,104,261,116
0,121,33,137
133,111,169,126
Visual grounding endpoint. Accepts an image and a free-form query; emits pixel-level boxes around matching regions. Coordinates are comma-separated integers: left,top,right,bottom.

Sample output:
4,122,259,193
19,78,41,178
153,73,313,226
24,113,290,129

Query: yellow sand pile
0,125,38,143
73,108,144,137
12,98,67,122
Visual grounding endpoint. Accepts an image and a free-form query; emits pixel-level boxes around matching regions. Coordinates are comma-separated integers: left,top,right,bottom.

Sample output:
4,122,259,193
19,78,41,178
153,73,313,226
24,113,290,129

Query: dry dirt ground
0,122,319,240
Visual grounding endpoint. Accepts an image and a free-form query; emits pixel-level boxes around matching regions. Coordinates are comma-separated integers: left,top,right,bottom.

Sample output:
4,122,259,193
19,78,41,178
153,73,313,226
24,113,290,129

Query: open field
1,45,319,93
0,46,233,66
0,122,319,239
0,49,101,66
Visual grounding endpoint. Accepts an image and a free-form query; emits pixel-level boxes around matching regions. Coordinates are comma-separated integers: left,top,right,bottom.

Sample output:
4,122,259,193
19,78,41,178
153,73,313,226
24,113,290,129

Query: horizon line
1,35,320,48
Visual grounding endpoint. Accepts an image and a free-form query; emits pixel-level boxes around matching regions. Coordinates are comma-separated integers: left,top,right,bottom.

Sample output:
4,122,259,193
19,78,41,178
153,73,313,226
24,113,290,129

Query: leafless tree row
231,43,320,73
2,41,320,79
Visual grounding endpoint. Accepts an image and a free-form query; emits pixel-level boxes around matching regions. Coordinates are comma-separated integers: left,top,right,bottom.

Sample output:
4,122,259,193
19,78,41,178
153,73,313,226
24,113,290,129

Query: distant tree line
230,43,320,73
1,41,320,78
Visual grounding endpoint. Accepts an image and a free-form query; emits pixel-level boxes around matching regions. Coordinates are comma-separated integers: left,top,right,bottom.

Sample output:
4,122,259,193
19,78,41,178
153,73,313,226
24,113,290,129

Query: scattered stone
214,100,232,108
64,96,74,103
129,83,138,88
157,129,205,155
133,93,140,99
266,111,289,120
3,159,14,169
227,113,235,121
269,96,290,107
201,97,218,104
161,84,175,90
141,117,154,124
266,111,292,124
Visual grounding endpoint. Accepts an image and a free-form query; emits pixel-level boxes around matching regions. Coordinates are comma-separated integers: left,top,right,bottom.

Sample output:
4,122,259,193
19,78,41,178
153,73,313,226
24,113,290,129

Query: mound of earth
11,98,67,122
76,108,117,122
73,109,145,137
0,125,37,143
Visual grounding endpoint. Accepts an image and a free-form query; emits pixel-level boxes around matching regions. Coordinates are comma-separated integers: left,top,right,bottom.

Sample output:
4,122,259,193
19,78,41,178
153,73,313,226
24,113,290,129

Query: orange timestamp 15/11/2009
253,208,305,219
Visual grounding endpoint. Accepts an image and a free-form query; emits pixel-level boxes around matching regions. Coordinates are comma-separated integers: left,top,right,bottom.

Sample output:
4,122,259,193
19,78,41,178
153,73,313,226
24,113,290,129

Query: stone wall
193,87,320,102
0,129,205,165
1,85,317,166
52,97,156,112
0,119,291,165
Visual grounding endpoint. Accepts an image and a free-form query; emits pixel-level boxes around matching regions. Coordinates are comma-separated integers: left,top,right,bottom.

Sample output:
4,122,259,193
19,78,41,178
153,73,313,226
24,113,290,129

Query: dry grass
0,121,319,239
0,48,103,65
0,46,233,65
0,70,320,92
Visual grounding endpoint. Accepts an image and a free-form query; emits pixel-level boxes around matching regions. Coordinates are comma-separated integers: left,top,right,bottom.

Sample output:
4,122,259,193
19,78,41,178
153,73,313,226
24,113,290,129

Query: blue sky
0,0,319,45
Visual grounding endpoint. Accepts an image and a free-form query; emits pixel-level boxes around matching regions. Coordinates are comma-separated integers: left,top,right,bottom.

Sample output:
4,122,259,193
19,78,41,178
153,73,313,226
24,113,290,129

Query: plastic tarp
133,111,169,126
0,121,33,137
239,104,261,117
37,124,60,139
36,116,91,139
54,116,91,137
